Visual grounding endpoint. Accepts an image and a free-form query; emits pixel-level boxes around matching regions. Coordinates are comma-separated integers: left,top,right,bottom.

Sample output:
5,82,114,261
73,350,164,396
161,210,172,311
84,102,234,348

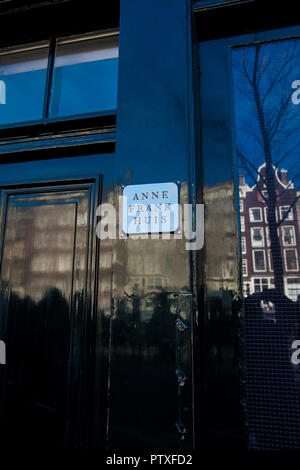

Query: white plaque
122,182,179,235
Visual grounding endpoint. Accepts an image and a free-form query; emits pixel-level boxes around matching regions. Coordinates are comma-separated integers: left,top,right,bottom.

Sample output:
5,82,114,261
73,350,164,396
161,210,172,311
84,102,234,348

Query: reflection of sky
0,38,118,124
0,46,49,124
0,69,47,124
232,38,300,189
55,47,118,67
49,58,118,117
0,58,48,75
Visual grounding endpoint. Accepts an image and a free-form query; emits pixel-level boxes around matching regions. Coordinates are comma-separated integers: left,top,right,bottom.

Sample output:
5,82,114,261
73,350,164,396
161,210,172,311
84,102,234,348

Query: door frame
0,174,102,447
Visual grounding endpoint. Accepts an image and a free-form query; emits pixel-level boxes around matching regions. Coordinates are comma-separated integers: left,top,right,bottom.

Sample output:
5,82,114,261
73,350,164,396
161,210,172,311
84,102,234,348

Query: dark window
253,250,266,271
250,208,262,222
285,249,298,270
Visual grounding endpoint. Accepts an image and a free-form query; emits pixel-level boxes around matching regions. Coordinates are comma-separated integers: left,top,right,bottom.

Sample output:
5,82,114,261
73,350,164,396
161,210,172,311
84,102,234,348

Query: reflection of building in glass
2,192,89,302
204,180,239,294
240,163,300,302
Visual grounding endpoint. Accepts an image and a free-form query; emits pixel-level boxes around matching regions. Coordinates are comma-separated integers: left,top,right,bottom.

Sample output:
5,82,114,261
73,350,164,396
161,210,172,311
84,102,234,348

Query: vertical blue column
109,0,196,451
116,0,191,184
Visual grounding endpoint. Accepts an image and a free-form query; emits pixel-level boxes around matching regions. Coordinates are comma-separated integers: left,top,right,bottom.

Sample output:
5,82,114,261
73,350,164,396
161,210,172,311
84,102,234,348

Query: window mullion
43,36,56,122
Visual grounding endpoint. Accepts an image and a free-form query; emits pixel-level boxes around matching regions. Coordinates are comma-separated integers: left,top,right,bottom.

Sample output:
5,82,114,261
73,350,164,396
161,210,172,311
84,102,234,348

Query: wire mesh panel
232,38,300,449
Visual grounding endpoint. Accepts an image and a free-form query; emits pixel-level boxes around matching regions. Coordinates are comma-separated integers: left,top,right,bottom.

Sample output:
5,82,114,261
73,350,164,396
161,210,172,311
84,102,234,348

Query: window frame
268,249,273,271
251,227,264,247
252,249,266,272
281,225,296,246
279,205,294,221
264,206,278,223
241,236,246,254
242,258,248,276
0,28,119,131
284,248,299,271
253,277,271,293
249,207,262,222
240,215,245,231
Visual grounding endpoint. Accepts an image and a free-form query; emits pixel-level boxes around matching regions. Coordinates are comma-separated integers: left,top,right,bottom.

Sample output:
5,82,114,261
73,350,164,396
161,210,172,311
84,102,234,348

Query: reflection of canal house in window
240,163,300,303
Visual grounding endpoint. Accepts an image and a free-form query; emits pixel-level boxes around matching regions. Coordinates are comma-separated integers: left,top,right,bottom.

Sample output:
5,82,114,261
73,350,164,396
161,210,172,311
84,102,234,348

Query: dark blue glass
0,42,49,125
49,33,118,119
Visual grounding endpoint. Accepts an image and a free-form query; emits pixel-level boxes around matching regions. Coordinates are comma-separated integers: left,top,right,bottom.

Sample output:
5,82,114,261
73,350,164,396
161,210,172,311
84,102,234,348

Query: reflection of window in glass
49,32,118,119
57,231,73,248
57,255,73,272
286,278,300,301
265,226,280,247
241,236,246,254
254,277,269,293
58,211,75,226
242,258,247,276
34,231,53,248
251,227,264,247
243,282,250,297
268,250,273,271
253,250,266,271
12,241,25,259
265,226,270,246
284,249,298,271
148,277,165,289
240,216,245,231
282,226,296,245
264,206,279,224
0,41,50,125
280,206,293,221
31,255,56,272
239,199,244,212
249,207,262,222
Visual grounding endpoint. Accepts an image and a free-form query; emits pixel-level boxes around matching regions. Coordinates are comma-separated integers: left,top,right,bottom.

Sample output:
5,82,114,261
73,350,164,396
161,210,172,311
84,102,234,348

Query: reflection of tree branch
269,94,291,141
237,149,268,202
274,140,300,168
261,58,292,105
277,173,300,197
237,149,267,186
242,51,252,85
276,194,300,227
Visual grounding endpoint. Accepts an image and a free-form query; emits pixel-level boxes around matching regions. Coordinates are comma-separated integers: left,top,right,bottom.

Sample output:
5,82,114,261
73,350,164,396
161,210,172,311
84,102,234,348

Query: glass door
199,25,300,450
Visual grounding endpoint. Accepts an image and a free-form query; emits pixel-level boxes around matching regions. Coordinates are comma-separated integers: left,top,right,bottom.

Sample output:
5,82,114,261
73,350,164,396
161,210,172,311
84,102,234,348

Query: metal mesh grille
232,38,300,449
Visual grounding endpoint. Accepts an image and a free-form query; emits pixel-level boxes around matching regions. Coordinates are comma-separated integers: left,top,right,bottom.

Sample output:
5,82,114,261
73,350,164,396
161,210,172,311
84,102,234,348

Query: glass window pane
49,33,118,119
251,227,264,246
0,42,49,125
280,206,293,220
253,250,265,271
285,249,298,270
250,208,262,222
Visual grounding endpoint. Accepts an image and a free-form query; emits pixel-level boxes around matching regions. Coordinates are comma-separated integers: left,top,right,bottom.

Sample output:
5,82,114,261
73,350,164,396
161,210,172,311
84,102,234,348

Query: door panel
0,179,100,447
199,24,300,449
